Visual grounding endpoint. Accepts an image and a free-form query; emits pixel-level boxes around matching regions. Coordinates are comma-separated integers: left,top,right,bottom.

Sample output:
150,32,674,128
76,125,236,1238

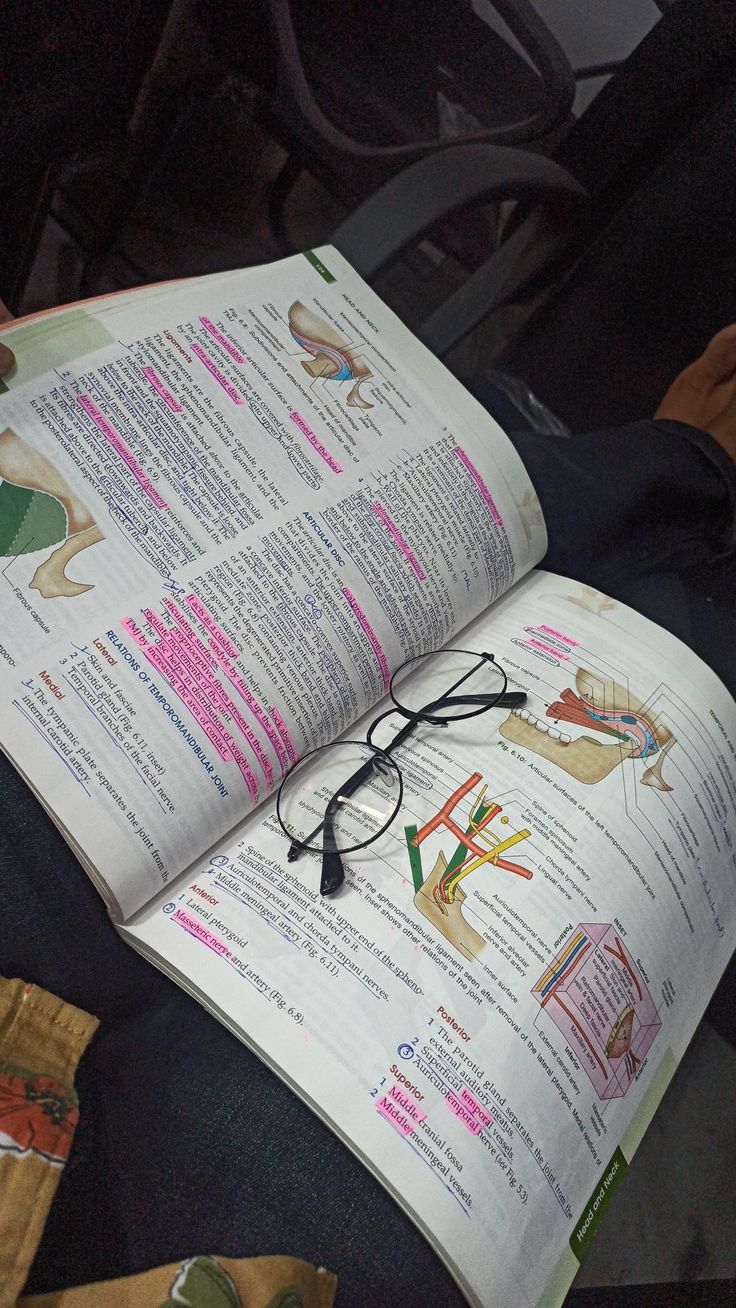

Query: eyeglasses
276,648,527,896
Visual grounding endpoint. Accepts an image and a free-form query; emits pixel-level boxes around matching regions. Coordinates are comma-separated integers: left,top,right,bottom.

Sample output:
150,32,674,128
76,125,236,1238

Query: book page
122,571,736,1308
0,249,544,920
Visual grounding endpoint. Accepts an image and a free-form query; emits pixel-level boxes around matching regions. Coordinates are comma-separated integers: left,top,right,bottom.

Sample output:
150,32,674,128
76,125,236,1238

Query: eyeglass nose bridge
372,754,398,780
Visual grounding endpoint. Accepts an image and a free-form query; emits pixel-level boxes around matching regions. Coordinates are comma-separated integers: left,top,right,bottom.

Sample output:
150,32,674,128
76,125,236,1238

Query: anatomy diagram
287,301,375,409
500,665,676,790
533,923,661,1099
0,427,103,598
405,772,534,962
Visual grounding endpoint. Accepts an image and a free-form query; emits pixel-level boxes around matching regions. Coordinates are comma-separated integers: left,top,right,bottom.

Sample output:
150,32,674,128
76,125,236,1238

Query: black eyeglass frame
276,648,527,896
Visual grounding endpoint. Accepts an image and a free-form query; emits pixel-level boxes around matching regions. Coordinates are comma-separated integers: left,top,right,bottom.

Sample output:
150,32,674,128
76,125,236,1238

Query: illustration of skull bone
288,301,374,408
500,666,675,788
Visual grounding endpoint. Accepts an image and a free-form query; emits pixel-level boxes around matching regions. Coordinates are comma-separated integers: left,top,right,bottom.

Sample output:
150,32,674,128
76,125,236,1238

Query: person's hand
654,324,736,464
0,298,15,377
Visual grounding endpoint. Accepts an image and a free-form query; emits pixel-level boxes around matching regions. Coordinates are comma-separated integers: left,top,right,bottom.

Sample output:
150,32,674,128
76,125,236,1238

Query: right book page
122,571,736,1308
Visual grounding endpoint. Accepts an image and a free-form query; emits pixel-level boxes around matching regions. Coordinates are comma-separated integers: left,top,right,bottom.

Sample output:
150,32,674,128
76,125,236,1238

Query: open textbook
1,248,734,1308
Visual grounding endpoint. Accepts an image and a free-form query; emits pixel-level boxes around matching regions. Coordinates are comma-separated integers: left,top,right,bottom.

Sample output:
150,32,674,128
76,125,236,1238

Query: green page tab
303,250,336,283
570,1147,628,1262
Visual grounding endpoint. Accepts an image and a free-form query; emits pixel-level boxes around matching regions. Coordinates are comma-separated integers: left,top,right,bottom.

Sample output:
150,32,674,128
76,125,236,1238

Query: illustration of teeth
511,710,572,742
501,664,675,786
511,707,573,739
500,712,628,782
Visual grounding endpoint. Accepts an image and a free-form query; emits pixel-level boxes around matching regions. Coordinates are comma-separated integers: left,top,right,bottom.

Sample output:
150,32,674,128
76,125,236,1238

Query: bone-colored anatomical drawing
406,772,534,961
606,1005,634,1059
415,852,487,963
288,301,374,408
0,427,103,598
500,665,676,789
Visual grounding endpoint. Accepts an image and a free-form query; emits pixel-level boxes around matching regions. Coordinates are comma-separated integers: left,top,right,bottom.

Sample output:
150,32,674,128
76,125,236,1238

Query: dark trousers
3,414,735,1302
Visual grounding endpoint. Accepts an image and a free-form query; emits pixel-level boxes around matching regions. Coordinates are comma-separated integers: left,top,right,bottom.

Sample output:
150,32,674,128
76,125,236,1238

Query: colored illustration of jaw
500,666,675,788
0,426,103,598
407,773,533,961
29,524,104,598
288,301,374,408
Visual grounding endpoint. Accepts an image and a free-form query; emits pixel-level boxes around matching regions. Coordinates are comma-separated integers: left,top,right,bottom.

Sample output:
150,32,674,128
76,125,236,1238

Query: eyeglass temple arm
492,691,526,708
390,691,527,721
320,825,346,895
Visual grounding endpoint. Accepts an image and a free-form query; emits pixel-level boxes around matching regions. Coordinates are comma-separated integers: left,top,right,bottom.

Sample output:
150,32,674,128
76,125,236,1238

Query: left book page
0,248,545,921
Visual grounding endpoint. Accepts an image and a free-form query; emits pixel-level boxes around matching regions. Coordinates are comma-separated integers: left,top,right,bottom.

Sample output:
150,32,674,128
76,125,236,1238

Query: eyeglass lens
390,648,505,722
277,740,402,855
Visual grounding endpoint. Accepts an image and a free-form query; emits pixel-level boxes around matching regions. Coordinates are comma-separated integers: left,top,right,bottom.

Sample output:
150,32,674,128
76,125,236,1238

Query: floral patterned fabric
0,978,98,1308
0,1068,79,1166
20,1255,336,1308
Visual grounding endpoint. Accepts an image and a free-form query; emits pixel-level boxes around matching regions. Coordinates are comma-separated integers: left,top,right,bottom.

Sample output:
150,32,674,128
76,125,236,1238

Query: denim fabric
3,412,735,1300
